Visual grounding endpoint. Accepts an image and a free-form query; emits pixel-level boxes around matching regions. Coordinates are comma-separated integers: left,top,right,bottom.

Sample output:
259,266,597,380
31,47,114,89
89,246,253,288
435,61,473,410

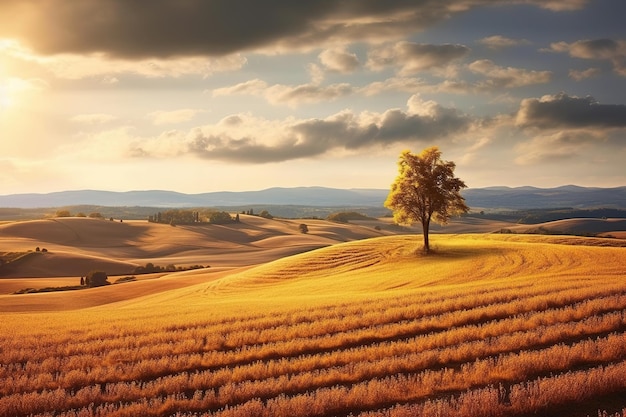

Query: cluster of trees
326,211,370,223
148,209,238,225
241,209,274,219
81,271,110,287
132,262,207,275
55,210,103,218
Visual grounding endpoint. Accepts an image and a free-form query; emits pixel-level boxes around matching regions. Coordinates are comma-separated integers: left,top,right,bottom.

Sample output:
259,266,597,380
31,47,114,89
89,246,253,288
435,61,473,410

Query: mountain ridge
1,185,625,210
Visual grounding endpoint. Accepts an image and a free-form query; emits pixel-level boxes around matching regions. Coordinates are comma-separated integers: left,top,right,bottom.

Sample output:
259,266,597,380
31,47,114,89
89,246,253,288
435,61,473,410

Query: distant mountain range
1,185,625,210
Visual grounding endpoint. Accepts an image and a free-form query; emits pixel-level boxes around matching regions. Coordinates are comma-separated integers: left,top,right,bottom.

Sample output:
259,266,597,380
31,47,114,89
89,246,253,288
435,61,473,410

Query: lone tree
384,147,469,254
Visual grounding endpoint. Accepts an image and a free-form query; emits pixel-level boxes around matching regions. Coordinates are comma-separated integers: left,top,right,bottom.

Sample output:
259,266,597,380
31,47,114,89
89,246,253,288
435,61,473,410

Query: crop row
3,332,625,417
3,288,625,397
2,277,621,366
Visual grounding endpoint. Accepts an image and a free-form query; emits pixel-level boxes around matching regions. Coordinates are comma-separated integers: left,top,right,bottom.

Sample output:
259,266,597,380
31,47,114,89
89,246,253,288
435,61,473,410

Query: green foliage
327,211,370,223
156,209,198,224
88,212,103,219
208,211,233,224
133,262,207,275
55,210,71,217
385,147,468,253
259,210,273,219
85,270,110,287
299,223,309,234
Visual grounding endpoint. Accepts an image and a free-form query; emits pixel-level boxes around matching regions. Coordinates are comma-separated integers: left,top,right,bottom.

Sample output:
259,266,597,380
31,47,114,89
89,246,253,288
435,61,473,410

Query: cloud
468,59,552,89
213,79,354,106
318,47,360,73
148,109,206,125
514,130,601,165
1,40,247,79
0,1,588,59
132,95,474,163
359,77,425,96
546,39,626,76
568,68,601,81
478,35,531,49
533,0,590,11
0,0,596,64
265,83,354,106
212,79,269,97
516,93,626,129
367,41,469,75
70,113,118,124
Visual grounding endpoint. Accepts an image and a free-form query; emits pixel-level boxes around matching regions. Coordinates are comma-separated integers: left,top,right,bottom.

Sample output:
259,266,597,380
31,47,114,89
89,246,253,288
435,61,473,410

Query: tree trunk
422,218,430,254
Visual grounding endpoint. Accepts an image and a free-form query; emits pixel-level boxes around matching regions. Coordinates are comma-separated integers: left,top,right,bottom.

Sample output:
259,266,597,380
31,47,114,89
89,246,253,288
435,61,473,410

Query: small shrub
299,224,309,234
114,276,137,284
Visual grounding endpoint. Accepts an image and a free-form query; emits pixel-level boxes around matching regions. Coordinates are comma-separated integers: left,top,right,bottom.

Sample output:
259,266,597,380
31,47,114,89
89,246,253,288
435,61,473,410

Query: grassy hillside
1,234,625,416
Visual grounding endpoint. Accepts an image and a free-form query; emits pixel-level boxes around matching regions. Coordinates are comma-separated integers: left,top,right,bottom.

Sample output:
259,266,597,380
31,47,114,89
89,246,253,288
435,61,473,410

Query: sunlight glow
0,84,13,110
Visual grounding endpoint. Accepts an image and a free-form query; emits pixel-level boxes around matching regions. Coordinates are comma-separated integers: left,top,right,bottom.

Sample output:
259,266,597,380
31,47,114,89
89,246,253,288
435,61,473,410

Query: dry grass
0,226,625,416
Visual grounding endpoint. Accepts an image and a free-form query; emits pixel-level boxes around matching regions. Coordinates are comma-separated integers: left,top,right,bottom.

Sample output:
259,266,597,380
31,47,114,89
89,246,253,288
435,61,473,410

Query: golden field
1,216,626,416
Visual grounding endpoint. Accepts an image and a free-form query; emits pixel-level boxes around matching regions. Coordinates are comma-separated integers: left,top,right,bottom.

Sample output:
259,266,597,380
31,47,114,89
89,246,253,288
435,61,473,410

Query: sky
0,0,625,195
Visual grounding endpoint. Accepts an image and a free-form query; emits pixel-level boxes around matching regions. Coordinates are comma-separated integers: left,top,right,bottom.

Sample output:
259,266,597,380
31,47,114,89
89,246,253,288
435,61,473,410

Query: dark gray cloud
184,103,473,163
0,0,589,58
516,93,626,129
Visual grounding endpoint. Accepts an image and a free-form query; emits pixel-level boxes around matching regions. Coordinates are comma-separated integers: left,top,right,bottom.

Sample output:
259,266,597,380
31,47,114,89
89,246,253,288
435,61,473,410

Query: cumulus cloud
478,35,531,49
131,95,474,163
0,1,589,59
516,93,626,129
318,47,360,73
367,41,469,75
214,76,426,105
265,83,354,106
547,39,626,76
359,77,425,96
468,59,552,89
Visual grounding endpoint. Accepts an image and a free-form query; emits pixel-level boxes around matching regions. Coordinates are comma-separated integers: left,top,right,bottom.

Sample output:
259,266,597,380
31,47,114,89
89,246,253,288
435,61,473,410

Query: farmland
1,224,625,416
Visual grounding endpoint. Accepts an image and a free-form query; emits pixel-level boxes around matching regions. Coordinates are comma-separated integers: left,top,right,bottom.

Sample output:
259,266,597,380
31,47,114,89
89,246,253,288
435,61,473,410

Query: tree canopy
384,147,469,253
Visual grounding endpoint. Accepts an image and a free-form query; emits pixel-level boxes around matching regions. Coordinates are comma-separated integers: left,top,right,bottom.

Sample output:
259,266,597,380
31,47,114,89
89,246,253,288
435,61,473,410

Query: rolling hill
0,233,625,416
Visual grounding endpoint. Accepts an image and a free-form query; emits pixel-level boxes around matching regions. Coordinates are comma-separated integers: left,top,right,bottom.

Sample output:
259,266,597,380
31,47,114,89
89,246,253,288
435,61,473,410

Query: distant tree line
55,210,103,218
148,209,238,225
241,209,274,219
133,262,207,274
326,211,371,223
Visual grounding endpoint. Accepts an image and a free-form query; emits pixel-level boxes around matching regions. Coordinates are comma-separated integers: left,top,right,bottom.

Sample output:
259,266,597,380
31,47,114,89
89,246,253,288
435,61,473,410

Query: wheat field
1,234,625,416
